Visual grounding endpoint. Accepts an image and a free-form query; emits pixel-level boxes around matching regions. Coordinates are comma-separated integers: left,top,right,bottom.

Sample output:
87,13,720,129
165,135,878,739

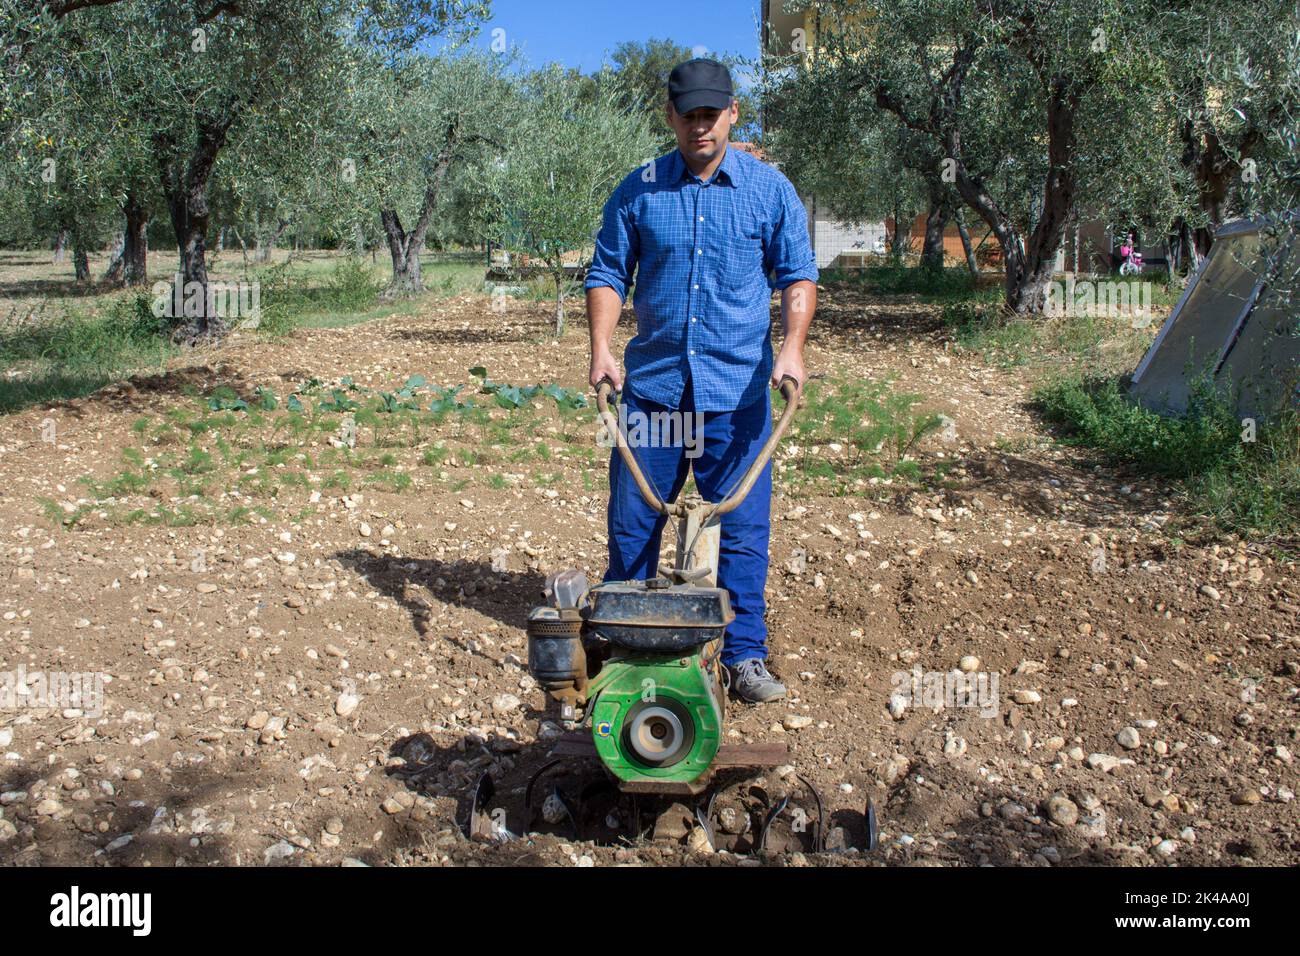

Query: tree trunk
232,226,250,266
104,231,125,283
1175,219,1202,276
374,116,492,296
954,208,979,276
554,271,566,337
255,217,291,263
126,198,149,286
72,240,90,283
105,192,151,287
377,121,466,297
55,206,91,282
379,175,445,296
381,208,424,295
889,199,913,261
154,118,232,344
1174,99,1265,263
920,201,949,272
876,39,1085,315
944,79,1079,314
919,164,952,272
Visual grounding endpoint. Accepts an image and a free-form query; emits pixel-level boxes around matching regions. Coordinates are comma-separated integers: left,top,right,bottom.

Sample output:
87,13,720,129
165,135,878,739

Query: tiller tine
694,792,719,851
864,797,880,852
468,771,512,843
577,778,631,843
757,773,826,854
523,758,580,839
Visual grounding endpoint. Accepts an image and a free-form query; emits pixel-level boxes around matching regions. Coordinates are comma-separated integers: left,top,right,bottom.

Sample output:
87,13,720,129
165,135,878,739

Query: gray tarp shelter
1130,215,1299,420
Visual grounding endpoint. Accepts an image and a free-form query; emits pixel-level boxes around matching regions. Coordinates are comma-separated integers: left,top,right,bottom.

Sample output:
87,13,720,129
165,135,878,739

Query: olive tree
1153,0,1300,271
771,0,1161,313
763,61,937,267
486,68,657,336
334,50,519,296
10,0,489,341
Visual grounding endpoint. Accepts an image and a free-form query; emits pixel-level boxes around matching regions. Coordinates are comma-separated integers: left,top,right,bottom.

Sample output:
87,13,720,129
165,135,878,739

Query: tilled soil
0,287,1295,867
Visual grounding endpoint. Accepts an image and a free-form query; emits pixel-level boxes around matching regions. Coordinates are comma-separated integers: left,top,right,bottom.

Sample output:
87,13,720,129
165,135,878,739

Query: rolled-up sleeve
766,177,818,290
585,180,638,301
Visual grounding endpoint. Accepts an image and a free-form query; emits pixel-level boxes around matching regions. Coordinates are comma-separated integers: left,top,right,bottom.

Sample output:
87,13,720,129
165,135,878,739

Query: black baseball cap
667,58,734,114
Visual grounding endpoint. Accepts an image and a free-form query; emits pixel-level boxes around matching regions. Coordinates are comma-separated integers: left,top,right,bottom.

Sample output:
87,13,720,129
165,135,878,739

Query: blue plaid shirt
585,145,818,413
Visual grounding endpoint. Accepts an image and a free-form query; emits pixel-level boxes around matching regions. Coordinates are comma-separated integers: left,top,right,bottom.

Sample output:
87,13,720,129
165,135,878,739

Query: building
759,0,1151,277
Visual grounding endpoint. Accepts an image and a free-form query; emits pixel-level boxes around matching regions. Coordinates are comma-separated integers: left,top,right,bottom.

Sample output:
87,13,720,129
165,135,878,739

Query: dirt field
0,283,1296,867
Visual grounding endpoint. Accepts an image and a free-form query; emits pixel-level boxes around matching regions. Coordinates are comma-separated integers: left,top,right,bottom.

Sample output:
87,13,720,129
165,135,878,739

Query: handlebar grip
594,375,670,515
708,373,803,519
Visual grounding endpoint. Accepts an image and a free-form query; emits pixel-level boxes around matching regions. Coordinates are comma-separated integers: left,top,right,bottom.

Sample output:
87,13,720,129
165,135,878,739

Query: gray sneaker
727,658,786,703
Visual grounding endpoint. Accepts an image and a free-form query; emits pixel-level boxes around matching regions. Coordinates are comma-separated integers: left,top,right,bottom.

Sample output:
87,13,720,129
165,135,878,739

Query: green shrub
942,299,1038,365
0,293,174,413
843,264,979,299
325,258,382,311
1034,374,1299,541
251,258,382,335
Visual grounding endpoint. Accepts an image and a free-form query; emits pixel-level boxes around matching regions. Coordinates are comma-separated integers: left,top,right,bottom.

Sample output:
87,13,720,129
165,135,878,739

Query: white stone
335,692,360,719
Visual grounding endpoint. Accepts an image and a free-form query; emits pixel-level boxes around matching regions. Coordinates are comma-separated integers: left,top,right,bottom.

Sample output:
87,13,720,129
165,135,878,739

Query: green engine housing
586,649,724,792
527,575,734,794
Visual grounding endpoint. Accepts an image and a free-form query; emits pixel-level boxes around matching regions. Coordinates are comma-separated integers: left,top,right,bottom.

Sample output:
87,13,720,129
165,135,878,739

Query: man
585,57,818,703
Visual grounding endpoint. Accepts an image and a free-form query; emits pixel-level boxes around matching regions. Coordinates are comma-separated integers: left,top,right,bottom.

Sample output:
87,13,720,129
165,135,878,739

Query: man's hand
771,344,806,396
774,279,815,398
587,286,624,390
590,346,623,390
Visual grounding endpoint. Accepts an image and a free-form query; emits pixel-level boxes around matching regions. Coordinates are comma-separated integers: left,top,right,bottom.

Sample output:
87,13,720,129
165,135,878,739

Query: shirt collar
672,143,743,187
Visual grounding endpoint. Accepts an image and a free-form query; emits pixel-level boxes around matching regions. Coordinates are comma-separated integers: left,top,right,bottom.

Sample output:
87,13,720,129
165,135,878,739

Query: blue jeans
603,382,773,667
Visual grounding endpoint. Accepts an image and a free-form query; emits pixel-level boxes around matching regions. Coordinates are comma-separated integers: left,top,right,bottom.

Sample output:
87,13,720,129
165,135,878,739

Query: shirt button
693,284,699,290
698,216,704,222
696,249,702,255
690,350,696,355
691,317,697,322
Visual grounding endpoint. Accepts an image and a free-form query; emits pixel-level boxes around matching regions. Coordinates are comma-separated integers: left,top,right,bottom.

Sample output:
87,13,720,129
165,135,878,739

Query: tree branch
43,0,128,18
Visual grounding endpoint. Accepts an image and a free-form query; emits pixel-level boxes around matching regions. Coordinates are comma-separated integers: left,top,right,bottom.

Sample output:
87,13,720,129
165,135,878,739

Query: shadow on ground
334,550,550,655
387,308,556,347
808,285,955,350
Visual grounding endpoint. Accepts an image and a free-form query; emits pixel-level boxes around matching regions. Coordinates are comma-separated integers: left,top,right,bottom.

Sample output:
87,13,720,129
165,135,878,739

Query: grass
778,375,946,494
1034,374,1299,544
39,368,598,530
0,292,176,413
253,256,482,335
0,250,488,414
925,266,1297,544
940,277,1181,372
821,263,982,301
942,298,1039,367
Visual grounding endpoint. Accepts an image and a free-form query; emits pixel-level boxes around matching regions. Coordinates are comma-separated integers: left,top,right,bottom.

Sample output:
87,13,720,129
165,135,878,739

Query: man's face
667,101,738,165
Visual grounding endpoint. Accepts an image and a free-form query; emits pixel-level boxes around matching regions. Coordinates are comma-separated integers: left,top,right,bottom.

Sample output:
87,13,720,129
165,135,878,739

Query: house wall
810,198,886,268
896,213,975,263
1060,220,1171,275
762,0,817,59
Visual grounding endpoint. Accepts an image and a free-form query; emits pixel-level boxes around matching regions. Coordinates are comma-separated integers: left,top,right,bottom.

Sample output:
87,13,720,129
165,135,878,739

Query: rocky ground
0,284,1295,867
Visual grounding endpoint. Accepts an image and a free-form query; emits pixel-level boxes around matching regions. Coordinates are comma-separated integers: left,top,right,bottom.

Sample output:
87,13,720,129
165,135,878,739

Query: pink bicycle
1118,233,1144,276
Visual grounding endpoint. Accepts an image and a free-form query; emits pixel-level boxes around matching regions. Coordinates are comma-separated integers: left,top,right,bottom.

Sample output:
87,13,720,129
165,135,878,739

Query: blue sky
469,0,764,77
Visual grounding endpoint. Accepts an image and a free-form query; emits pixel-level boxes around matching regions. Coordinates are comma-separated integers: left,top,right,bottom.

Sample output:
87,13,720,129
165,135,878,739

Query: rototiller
470,376,878,854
